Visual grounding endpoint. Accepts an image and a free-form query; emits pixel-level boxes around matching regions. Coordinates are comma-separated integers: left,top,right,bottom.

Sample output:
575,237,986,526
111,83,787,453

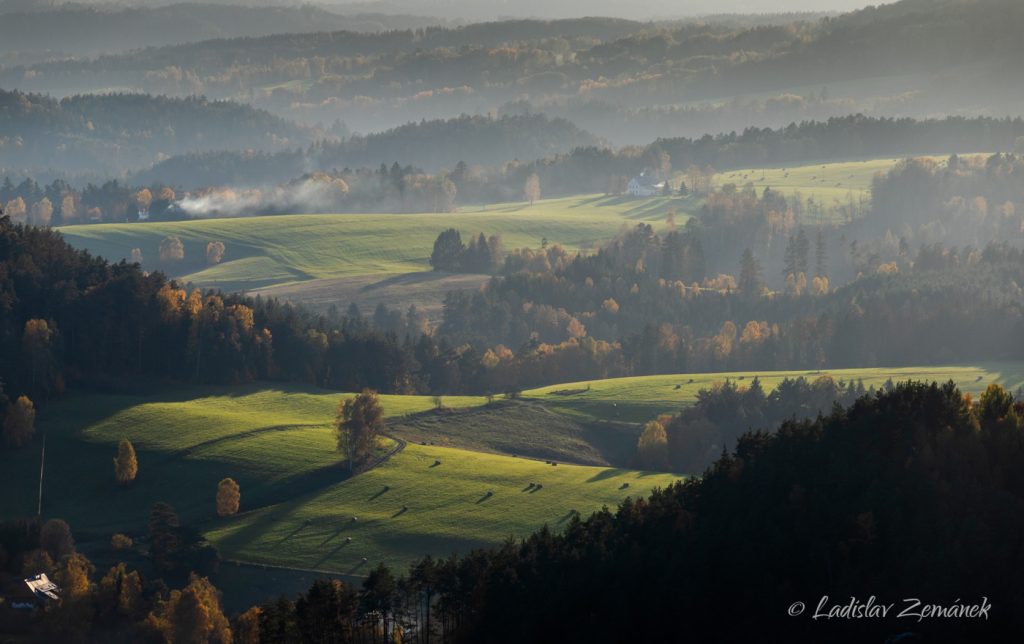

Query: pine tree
795,228,810,276
738,248,762,295
148,502,181,572
815,229,828,277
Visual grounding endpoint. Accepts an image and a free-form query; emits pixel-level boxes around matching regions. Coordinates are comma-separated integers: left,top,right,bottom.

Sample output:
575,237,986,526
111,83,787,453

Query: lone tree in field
524,173,541,205
2,395,35,448
635,420,670,471
114,438,138,485
159,235,185,263
216,478,240,516
205,241,225,265
336,389,386,473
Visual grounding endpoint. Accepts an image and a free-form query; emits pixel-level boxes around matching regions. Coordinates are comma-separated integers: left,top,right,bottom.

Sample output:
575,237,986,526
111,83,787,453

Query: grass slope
57,194,692,294
206,442,680,575
712,155,988,206
0,384,485,536
389,399,640,466
524,362,1024,423
4,362,1017,580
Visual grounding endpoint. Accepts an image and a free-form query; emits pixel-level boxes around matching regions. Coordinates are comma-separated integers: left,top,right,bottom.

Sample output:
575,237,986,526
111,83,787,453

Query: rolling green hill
523,363,1024,423
58,194,691,295
206,442,680,575
710,154,992,208
0,381,672,573
3,358,1018,601
0,385,486,536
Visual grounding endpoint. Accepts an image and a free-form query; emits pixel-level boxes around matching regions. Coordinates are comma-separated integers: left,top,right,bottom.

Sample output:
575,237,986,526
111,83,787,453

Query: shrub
111,534,134,550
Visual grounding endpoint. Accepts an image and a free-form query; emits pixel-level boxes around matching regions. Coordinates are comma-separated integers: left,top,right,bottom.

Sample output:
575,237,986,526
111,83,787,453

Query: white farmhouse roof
24,573,60,601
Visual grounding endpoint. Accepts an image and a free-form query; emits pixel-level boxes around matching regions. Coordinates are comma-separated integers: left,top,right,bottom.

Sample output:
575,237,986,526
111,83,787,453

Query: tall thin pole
37,434,46,517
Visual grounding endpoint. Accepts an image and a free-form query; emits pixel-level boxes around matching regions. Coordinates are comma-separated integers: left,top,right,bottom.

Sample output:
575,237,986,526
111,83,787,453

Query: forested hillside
0,89,308,177
0,4,449,57
4,1,1022,139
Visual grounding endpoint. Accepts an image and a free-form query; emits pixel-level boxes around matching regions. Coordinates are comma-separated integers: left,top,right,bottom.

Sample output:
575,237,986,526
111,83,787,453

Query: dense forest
136,113,600,188
3,381,1021,642
0,4,450,58
0,89,308,178
7,113,1017,211
4,1,1022,139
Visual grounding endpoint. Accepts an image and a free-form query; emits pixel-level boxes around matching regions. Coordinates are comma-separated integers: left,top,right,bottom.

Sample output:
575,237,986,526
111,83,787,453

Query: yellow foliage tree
148,575,232,644
111,533,134,550
3,395,35,447
30,198,53,226
114,438,139,485
216,478,241,517
524,173,541,205
636,420,670,471
159,236,185,262
235,606,261,644
206,241,226,265
60,195,78,222
99,562,145,618
4,197,26,223
53,552,94,601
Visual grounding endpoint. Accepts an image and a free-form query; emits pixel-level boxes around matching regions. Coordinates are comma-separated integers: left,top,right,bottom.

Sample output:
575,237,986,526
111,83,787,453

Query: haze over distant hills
0,0,877,20
323,0,877,20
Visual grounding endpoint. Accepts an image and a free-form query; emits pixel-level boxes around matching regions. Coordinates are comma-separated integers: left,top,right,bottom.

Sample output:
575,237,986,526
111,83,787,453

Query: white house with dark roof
627,172,665,197
24,574,60,603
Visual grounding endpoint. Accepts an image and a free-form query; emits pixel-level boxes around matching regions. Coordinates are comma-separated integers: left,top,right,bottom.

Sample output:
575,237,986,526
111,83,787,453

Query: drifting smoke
174,174,349,217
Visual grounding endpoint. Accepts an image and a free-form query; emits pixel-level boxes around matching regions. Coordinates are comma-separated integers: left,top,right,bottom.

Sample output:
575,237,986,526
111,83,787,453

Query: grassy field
524,362,1024,423
58,194,692,294
4,362,1019,587
713,158,889,202
0,384,486,536
711,155,996,207
389,400,640,466
205,442,681,574
0,381,672,578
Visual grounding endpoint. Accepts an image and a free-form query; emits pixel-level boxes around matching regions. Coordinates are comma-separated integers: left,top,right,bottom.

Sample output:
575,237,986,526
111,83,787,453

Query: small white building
627,172,665,197
24,573,60,603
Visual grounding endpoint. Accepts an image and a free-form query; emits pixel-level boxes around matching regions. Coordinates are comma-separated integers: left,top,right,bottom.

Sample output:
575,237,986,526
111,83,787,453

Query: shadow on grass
347,559,368,575
567,195,608,208
587,468,628,483
556,510,577,525
314,539,350,568
369,486,389,501
278,522,307,545
476,493,492,504
391,507,408,518
319,525,347,547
